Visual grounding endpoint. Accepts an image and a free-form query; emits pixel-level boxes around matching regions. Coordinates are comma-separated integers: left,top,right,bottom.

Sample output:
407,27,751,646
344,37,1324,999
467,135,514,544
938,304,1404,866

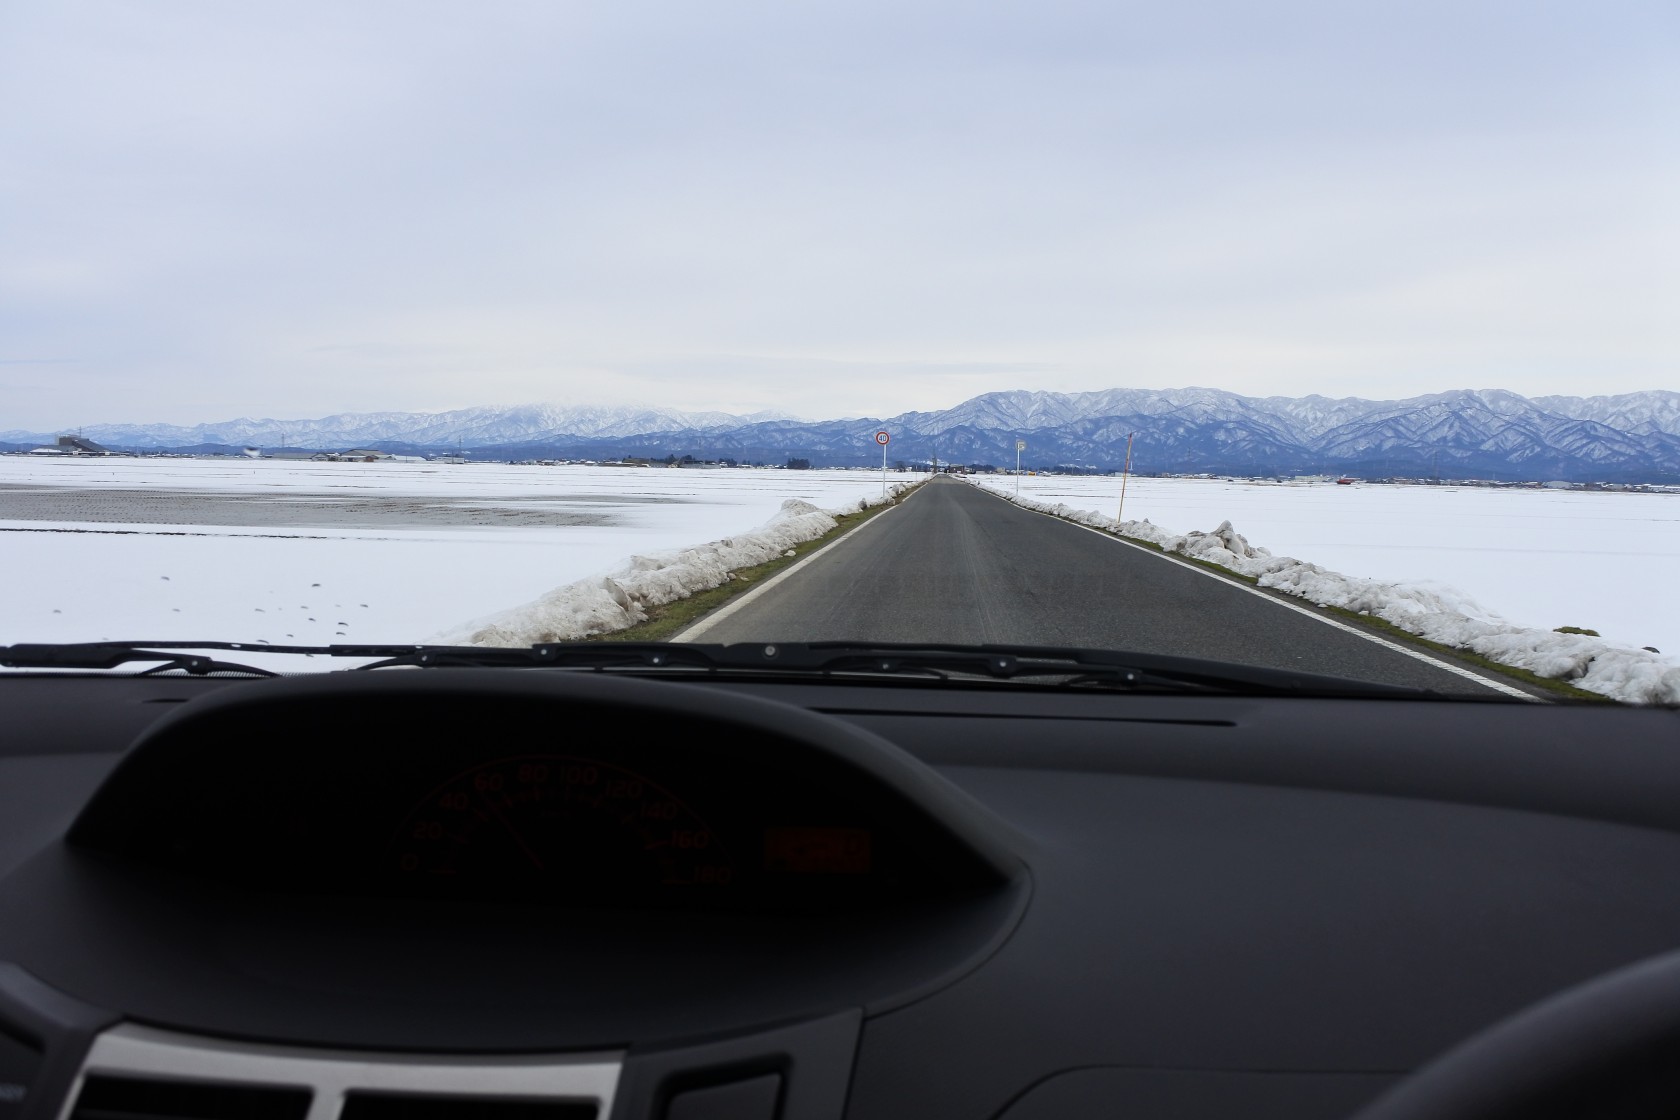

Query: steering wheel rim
1351,946,1680,1120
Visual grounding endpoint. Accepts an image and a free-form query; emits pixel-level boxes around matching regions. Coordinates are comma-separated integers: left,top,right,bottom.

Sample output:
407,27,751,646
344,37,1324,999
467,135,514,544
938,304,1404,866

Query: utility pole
1116,432,1136,526
1015,439,1025,496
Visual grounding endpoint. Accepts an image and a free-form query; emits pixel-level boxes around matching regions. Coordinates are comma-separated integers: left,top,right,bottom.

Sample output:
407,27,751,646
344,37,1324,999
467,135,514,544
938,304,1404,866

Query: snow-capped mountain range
0,404,800,450
6,389,1680,482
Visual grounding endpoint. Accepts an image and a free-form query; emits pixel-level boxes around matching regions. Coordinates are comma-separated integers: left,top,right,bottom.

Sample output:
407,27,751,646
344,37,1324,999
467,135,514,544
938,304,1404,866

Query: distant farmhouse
267,448,425,462
334,449,427,462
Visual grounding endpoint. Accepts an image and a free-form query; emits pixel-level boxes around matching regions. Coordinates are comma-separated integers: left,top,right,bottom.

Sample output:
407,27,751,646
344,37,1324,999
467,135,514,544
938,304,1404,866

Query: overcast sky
2,0,1675,429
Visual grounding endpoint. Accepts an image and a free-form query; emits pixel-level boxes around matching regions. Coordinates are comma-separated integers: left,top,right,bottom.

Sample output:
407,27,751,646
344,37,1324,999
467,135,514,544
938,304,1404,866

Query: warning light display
763,827,873,875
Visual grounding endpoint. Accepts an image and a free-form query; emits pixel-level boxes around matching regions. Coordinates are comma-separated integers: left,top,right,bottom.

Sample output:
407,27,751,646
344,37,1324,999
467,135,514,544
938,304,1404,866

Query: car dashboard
2,667,1679,1120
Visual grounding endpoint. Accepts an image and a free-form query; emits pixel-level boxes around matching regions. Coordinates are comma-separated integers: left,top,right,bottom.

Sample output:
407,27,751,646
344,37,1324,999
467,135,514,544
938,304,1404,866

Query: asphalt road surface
682,476,1529,698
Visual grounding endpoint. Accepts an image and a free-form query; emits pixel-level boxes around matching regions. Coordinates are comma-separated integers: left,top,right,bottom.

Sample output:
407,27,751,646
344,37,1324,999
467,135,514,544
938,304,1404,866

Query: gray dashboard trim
59,1023,622,1120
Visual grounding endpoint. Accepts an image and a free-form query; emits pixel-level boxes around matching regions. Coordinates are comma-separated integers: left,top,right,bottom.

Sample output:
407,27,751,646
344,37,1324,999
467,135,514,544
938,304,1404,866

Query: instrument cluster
68,675,1007,913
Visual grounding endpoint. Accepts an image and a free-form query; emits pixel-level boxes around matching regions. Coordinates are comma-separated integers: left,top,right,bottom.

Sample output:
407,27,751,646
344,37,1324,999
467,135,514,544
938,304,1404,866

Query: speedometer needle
478,791,547,872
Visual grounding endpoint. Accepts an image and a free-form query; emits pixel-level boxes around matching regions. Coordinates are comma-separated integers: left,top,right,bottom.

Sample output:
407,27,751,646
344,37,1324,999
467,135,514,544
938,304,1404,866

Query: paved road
682,476,1524,697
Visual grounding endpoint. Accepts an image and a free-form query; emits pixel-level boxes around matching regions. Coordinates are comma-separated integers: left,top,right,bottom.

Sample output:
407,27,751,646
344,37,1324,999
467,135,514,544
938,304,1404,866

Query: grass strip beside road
592,482,924,643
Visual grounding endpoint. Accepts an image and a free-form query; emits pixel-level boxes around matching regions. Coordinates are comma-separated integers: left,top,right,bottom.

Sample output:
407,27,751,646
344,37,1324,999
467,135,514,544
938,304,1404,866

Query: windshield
2,2,1676,704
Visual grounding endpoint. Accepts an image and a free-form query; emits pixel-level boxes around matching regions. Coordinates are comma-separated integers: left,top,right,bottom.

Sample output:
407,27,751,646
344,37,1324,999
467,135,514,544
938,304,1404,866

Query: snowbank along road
680,476,1537,699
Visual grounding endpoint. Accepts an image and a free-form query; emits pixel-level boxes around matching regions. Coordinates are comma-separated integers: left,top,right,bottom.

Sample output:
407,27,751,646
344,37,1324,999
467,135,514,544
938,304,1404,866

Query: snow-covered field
0,457,918,650
979,474,1680,703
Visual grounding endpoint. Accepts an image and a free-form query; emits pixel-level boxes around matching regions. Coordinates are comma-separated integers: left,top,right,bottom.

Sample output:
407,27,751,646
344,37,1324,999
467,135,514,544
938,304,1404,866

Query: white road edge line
671,484,923,643
985,486,1540,702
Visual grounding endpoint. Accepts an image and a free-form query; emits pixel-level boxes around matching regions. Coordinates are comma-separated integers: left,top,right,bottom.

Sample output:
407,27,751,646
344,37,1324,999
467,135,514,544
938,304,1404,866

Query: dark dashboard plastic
70,672,1016,912
2,671,1679,1120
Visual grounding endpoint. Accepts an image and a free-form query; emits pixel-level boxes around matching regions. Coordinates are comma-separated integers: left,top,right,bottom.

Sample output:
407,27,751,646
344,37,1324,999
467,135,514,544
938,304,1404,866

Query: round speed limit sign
875,430,890,446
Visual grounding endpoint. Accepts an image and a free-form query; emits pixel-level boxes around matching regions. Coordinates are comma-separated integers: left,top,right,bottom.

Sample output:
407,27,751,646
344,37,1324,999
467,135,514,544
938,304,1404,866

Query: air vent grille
70,1074,311,1120
67,1025,620,1120
341,1092,596,1119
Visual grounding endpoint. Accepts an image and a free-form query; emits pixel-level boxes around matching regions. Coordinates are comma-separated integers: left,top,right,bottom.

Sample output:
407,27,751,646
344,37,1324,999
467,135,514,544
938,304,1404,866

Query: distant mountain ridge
6,389,1679,482
0,404,801,449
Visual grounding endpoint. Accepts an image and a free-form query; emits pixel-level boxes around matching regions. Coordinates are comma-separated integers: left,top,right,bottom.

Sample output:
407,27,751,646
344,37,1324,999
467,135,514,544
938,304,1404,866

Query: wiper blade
680,641,1434,697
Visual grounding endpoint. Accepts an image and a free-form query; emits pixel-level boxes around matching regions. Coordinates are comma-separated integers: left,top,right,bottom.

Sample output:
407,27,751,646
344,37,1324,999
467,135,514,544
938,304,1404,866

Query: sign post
875,430,891,497
1116,431,1136,528
1015,439,1025,497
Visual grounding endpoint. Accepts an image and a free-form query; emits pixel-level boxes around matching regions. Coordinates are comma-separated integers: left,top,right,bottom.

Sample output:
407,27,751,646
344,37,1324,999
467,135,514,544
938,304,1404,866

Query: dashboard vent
341,1093,596,1119
70,1074,311,1120
66,1025,620,1120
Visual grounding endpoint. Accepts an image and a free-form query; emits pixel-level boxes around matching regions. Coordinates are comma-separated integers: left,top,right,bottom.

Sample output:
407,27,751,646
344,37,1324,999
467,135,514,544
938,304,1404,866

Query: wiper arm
0,641,282,677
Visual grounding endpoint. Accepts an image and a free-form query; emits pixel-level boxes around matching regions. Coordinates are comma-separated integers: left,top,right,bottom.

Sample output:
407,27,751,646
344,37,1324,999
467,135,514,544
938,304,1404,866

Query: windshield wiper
0,639,695,677
0,641,285,677
646,641,1435,697
0,639,1436,697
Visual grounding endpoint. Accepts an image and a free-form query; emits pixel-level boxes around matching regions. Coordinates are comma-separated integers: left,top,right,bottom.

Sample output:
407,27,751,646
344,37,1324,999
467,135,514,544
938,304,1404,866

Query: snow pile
983,482,1680,705
434,485,915,646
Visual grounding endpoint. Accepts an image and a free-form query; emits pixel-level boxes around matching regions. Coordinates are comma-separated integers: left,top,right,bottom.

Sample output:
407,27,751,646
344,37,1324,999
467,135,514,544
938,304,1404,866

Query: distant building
54,435,112,455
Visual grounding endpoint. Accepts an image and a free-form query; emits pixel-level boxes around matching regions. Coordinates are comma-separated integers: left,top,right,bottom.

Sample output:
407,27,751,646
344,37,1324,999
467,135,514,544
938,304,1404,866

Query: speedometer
389,754,738,898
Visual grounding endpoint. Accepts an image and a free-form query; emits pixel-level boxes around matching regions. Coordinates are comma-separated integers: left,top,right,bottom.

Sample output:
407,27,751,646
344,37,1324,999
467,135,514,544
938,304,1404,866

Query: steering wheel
1351,947,1680,1120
